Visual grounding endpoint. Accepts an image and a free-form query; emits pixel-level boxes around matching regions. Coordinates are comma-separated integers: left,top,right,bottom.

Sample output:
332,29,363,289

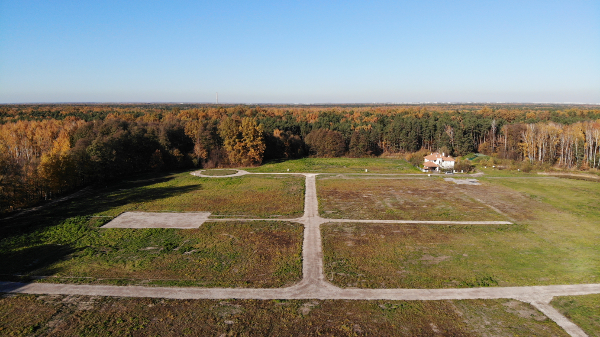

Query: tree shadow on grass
0,244,76,280
60,180,199,219
0,175,201,282
1,176,198,227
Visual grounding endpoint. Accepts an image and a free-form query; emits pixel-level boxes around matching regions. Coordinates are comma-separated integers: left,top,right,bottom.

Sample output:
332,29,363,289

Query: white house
423,152,455,172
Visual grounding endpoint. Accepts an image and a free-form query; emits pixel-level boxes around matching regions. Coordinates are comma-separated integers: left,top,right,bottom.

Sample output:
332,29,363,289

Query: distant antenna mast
216,92,218,104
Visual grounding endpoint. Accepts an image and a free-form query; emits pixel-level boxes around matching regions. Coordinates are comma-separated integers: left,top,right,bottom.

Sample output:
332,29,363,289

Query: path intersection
2,170,598,336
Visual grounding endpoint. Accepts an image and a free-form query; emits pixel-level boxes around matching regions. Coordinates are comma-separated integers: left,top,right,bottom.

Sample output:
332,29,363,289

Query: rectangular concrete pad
102,212,211,229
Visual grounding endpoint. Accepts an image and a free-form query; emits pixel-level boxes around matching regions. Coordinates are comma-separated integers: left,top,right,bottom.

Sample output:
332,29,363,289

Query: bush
405,149,430,168
454,160,474,173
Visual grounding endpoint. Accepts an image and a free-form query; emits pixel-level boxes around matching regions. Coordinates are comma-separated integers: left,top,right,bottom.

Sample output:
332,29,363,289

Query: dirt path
2,170,597,336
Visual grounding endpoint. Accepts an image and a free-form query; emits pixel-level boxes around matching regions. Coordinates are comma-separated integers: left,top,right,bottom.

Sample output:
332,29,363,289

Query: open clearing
322,222,598,289
0,294,569,336
322,176,600,289
2,164,600,336
317,176,508,221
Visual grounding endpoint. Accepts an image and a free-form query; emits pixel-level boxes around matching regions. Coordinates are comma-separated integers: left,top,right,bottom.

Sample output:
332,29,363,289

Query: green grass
483,177,600,219
246,157,420,174
317,176,507,221
0,218,303,288
0,294,569,336
551,294,600,336
199,169,239,176
322,177,600,288
0,171,305,288
72,172,305,218
474,166,542,177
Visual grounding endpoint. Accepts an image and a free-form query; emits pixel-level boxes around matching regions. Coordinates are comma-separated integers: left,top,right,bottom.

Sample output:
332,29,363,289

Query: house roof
424,152,455,162
423,161,439,167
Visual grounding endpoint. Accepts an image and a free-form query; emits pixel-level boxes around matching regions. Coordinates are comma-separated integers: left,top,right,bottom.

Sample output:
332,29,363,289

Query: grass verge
551,294,600,336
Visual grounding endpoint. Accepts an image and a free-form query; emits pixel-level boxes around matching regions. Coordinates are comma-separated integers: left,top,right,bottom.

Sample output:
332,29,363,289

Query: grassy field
481,176,600,221
0,294,568,336
0,219,303,287
0,170,305,287
322,177,600,288
551,294,600,336
246,157,420,174
198,169,239,176
317,176,508,221
86,172,305,218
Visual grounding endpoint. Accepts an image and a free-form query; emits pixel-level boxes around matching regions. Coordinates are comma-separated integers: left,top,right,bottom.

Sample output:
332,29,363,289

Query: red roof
424,152,454,162
424,153,441,161
423,161,439,167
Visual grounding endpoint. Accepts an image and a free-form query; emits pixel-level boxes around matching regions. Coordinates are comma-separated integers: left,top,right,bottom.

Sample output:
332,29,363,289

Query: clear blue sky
1,0,599,104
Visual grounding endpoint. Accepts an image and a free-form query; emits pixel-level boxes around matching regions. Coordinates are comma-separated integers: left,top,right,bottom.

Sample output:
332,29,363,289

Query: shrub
454,160,474,172
405,148,430,168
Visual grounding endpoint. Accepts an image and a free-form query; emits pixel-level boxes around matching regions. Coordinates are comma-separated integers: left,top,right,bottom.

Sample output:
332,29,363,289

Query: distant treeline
1,104,599,213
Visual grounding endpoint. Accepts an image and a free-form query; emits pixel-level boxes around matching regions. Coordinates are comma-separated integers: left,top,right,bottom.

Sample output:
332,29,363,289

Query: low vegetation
87,172,305,218
0,294,568,336
246,157,418,174
322,177,600,288
317,176,507,221
198,169,239,176
551,294,600,336
0,219,303,288
0,171,305,287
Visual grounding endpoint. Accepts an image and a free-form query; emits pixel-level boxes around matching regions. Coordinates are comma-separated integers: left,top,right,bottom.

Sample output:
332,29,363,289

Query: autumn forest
1,103,599,213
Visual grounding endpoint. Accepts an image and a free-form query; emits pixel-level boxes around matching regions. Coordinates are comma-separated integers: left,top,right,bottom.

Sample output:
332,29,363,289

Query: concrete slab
444,178,481,185
102,212,211,229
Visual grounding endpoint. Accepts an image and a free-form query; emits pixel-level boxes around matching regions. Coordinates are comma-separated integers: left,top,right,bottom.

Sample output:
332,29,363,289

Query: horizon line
1,101,599,106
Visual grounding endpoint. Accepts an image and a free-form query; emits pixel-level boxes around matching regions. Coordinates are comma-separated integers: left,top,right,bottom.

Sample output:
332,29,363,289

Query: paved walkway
1,170,596,337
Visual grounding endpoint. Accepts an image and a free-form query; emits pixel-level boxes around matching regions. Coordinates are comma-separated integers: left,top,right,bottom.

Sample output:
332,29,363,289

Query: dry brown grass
0,294,569,336
317,176,508,221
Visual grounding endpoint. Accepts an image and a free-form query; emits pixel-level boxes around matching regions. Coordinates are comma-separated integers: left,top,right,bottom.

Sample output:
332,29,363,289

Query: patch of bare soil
502,300,547,321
